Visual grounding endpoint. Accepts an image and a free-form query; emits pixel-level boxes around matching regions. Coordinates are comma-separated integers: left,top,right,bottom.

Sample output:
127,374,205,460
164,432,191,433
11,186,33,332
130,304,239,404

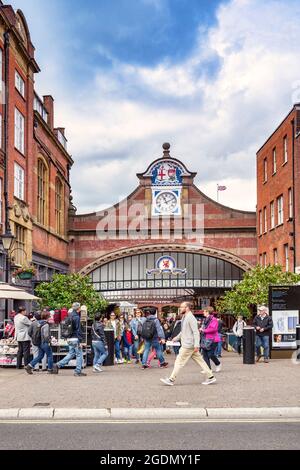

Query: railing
56,129,67,150
34,95,48,124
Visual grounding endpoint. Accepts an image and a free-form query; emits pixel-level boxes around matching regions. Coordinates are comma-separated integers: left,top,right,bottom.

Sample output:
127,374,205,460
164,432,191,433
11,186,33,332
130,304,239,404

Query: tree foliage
216,264,300,318
35,273,108,318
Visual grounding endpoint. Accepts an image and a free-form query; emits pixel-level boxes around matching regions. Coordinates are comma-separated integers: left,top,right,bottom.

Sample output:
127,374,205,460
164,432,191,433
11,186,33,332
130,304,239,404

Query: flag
217,185,227,191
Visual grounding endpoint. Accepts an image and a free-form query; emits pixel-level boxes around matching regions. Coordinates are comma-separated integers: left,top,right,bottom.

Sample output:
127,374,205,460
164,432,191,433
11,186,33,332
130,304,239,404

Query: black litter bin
243,326,255,364
103,329,115,366
296,325,300,360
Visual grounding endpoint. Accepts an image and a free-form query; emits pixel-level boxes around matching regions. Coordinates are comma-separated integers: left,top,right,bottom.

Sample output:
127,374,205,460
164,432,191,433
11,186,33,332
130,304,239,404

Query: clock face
155,191,177,214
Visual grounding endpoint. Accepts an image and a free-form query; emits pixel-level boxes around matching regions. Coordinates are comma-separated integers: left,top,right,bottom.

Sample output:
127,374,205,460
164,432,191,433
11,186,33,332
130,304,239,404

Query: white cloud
18,0,300,213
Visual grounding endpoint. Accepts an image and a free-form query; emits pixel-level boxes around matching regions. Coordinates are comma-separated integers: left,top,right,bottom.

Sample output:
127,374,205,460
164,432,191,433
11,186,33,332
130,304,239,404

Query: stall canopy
0,283,39,300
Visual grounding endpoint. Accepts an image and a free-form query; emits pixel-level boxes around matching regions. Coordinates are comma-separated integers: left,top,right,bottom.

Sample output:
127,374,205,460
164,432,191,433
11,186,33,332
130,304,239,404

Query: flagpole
217,184,219,202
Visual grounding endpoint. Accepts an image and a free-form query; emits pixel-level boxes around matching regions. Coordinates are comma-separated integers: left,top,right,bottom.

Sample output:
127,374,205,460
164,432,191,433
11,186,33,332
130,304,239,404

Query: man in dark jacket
253,306,273,363
53,302,86,376
92,313,108,372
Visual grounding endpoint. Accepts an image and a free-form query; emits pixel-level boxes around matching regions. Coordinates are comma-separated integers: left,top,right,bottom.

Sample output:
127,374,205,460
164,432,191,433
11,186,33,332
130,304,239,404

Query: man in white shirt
160,302,216,386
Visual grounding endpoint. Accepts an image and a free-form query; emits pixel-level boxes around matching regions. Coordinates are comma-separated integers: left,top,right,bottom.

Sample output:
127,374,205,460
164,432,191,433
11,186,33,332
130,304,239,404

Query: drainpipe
3,30,11,237
291,118,296,272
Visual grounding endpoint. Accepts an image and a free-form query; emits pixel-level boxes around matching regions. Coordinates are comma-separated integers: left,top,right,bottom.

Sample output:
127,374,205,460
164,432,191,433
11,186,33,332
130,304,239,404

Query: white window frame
263,253,267,267
14,163,25,200
283,136,288,163
264,206,267,232
273,248,278,265
15,70,25,97
259,210,262,235
288,188,293,219
272,148,276,174
0,177,2,225
263,158,267,182
0,48,2,94
14,108,25,154
277,195,283,225
270,201,275,228
284,244,289,271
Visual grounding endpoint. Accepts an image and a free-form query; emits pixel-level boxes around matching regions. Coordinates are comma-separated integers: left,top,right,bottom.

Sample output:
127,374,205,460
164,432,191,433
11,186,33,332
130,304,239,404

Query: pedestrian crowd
2,301,273,384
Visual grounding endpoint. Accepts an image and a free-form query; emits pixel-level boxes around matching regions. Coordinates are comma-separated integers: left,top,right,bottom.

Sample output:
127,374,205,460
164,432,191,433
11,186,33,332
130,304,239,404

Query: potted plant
13,265,37,280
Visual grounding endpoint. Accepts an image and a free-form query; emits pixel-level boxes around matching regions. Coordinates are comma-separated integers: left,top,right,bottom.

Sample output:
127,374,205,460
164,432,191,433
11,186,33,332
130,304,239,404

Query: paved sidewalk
0,352,299,409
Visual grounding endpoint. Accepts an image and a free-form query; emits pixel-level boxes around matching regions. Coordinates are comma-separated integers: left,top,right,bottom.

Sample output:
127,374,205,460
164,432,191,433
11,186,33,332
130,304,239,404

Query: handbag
201,337,214,351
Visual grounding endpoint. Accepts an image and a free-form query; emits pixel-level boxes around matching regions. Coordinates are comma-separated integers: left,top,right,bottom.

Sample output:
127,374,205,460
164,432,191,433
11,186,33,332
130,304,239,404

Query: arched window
37,158,48,225
55,177,64,235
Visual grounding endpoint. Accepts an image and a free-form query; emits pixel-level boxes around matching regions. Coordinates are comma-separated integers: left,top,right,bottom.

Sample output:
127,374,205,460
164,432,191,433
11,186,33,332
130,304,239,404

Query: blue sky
6,0,300,212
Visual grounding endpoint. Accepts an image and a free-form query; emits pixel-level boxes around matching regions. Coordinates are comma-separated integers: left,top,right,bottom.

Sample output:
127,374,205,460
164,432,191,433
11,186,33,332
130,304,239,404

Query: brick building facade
257,104,300,272
69,144,257,310
0,3,72,318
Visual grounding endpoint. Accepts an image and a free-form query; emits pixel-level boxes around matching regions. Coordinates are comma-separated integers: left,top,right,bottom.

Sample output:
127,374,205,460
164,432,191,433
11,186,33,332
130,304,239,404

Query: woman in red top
122,324,134,364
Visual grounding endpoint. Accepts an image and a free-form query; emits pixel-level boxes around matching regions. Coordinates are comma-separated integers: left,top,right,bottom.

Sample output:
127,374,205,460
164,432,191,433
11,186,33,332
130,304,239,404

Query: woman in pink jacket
200,309,222,372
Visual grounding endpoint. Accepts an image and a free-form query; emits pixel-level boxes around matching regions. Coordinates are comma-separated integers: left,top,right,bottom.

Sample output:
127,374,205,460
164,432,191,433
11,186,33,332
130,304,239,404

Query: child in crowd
122,323,134,364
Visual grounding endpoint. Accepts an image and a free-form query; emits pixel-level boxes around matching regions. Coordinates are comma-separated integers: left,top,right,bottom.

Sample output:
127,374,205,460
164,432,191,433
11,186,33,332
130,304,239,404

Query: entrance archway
81,244,251,305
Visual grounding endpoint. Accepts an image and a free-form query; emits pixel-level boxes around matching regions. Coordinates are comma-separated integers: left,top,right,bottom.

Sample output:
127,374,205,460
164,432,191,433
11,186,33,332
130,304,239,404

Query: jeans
32,345,47,370
256,335,270,359
17,341,31,368
236,336,243,354
142,339,165,365
92,340,108,367
30,343,53,370
216,341,222,357
57,339,83,374
115,339,121,360
202,342,221,368
173,346,181,356
123,345,133,361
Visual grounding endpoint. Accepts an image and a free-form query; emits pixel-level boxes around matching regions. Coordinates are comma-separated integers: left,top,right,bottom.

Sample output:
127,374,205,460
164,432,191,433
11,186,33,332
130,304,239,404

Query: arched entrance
81,244,251,309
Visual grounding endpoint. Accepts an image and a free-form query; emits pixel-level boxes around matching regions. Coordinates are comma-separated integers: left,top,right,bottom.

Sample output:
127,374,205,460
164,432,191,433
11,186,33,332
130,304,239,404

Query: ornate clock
152,188,181,215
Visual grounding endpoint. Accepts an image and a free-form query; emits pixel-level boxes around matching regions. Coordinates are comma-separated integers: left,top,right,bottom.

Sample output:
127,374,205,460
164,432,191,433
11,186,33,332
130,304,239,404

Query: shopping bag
137,341,145,355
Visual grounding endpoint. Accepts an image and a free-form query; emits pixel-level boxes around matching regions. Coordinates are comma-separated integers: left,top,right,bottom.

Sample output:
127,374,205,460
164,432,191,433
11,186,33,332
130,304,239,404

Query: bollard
243,326,255,364
296,325,300,360
103,329,115,366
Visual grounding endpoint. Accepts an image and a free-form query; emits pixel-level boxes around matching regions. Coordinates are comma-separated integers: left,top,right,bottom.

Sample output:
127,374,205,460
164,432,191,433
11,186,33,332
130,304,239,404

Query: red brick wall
69,175,257,273
257,107,296,270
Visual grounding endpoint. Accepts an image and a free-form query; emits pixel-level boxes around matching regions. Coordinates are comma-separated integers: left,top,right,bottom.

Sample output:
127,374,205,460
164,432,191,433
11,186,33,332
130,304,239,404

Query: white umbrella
0,283,39,300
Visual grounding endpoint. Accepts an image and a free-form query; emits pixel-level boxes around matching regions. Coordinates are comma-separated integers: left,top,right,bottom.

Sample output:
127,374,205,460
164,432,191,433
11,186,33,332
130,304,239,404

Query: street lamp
1,232,15,252
1,231,15,319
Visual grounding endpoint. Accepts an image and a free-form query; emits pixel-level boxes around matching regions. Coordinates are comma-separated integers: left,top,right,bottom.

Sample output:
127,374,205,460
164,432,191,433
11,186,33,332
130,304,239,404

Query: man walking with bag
53,302,86,376
160,302,216,386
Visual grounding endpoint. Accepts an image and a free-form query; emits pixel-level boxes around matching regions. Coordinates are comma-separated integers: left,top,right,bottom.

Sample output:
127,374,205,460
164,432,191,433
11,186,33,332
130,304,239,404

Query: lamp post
1,231,15,318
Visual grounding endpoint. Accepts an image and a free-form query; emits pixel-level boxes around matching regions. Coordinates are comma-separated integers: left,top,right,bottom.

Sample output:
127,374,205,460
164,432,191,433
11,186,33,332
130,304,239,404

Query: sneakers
116,359,124,364
93,365,103,373
160,377,175,386
74,372,87,377
135,359,140,364
47,369,54,374
25,365,33,375
202,377,217,385
141,364,149,369
215,364,222,373
159,362,169,368
264,358,269,363
127,360,132,364
52,364,59,374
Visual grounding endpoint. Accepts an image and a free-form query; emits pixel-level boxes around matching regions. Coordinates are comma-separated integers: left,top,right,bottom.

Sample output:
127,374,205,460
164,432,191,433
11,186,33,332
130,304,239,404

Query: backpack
61,316,74,339
141,318,156,340
137,321,143,336
28,321,42,346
